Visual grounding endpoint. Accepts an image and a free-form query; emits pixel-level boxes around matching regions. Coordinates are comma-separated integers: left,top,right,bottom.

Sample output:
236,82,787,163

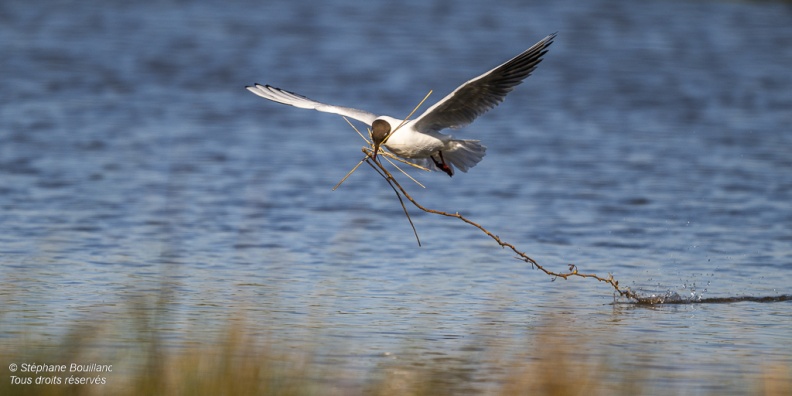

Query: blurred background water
1,0,791,393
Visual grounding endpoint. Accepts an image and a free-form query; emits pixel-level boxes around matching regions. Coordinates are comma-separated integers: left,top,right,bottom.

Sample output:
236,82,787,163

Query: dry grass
3,315,789,396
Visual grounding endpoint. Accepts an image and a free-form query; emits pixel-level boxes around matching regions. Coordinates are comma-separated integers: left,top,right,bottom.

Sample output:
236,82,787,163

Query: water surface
1,0,791,393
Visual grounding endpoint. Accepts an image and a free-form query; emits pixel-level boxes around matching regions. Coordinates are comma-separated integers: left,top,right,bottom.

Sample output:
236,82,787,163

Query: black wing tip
537,32,557,49
505,33,556,72
530,32,557,54
244,83,275,89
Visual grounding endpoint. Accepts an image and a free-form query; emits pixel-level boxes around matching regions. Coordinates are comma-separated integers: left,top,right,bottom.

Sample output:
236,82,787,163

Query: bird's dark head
370,119,392,159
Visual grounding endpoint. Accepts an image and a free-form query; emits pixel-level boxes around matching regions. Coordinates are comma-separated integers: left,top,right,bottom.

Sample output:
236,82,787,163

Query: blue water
2,0,791,393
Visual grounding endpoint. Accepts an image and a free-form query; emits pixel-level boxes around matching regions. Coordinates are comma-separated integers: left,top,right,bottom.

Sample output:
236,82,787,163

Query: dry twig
332,91,647,303
362,152,644,302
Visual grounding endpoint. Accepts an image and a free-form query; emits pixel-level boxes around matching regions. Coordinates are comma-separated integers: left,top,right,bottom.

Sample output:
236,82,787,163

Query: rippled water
2,0,791,393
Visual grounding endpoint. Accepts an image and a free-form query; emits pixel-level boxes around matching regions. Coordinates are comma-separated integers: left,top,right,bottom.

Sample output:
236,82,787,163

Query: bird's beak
372,141,381,160
370,119,391,161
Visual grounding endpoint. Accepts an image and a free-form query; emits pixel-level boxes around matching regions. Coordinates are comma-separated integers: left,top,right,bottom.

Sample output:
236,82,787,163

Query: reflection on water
634,293,792,305
1,0,792,393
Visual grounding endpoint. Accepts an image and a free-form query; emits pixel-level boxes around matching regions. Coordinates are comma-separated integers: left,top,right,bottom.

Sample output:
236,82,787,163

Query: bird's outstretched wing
412,33,555,134
246,84,378,125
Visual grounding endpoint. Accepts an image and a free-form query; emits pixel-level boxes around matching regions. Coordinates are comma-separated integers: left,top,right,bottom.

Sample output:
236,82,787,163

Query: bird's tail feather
404,139,486,175
444,139,486,173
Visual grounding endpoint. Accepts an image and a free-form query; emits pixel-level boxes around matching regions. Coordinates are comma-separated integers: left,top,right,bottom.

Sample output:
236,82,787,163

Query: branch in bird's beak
370,119,392,161
372,141,381,160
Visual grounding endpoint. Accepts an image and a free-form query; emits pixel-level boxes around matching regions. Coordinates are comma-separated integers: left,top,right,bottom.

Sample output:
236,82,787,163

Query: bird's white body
373,116,443,157
247,33,555,177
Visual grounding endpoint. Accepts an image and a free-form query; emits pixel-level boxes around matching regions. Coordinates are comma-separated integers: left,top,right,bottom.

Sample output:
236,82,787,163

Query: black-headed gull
247,33,555,177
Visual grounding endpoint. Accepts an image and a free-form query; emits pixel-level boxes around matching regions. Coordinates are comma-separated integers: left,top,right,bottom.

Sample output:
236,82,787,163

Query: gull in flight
247,33,555,177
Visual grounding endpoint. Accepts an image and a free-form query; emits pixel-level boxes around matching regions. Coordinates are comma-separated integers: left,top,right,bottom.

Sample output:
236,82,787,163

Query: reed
2,314,789,396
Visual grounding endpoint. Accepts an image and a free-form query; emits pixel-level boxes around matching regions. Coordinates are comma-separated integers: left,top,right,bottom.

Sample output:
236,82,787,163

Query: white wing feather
246,84,378,125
